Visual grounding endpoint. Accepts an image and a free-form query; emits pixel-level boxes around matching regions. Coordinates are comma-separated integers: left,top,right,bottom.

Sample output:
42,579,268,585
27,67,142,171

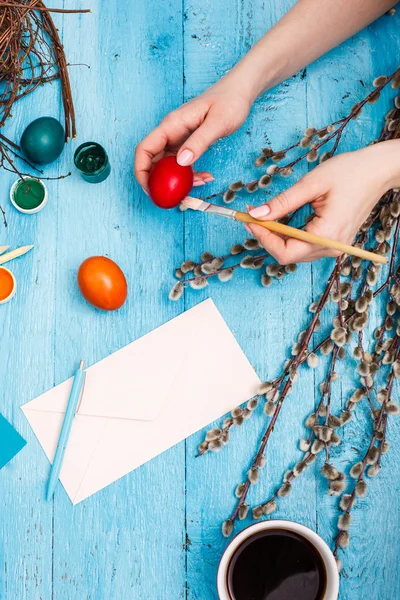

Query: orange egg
77,256,127,311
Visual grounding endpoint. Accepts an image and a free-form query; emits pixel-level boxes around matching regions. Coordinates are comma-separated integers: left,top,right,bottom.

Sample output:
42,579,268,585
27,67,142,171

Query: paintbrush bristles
181,197,207,211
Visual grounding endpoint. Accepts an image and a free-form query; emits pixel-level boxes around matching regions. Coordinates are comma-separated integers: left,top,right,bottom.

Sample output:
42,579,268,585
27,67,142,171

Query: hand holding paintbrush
181,197,387,265
181,144,400,266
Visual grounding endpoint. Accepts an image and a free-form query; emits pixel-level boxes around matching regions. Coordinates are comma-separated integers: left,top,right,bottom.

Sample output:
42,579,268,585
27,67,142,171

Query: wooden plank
181,1,322,598
0,12,62,598
50,1,186,599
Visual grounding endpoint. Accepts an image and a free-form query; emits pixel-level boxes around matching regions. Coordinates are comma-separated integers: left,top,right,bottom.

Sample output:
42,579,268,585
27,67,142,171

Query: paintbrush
181,197,387,265
0,245,34,266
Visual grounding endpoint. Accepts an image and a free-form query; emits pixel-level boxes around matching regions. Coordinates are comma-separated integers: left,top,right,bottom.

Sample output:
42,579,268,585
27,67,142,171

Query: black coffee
227,529,327,600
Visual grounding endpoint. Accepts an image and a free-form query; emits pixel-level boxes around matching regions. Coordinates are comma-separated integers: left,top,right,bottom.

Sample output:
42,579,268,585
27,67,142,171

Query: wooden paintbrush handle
0,245,34,266
235,212,387,265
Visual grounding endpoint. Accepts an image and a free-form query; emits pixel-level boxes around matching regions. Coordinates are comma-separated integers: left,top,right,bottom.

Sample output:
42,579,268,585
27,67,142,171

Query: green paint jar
74,142,111,184
10,177,48,214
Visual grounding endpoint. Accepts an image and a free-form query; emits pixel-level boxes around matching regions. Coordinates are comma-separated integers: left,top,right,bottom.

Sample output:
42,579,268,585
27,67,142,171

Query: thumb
248,177,322,221
176,109,227,165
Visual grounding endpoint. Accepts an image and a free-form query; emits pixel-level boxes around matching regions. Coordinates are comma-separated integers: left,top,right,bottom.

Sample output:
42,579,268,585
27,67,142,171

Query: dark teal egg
20,117,65,165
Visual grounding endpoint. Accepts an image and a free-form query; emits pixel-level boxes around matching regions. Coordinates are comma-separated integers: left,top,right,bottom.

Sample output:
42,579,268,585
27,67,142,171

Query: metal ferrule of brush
206,205,237,220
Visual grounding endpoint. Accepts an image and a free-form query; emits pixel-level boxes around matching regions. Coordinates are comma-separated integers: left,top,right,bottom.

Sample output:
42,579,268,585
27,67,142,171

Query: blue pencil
46,360,86,501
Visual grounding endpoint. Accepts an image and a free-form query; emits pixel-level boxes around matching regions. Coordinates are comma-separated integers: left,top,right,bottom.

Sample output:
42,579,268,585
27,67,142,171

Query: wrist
204,69,256,113
226,50,288,103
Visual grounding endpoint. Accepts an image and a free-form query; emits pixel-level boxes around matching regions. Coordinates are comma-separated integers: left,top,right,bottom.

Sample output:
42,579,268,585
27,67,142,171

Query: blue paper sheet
0,414,26,469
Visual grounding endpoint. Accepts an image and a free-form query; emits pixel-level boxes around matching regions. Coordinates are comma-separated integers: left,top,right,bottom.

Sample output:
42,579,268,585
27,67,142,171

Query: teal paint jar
74,142,111,183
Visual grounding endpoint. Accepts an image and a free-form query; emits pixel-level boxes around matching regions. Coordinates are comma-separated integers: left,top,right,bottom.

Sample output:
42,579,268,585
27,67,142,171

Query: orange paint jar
0,267,16,304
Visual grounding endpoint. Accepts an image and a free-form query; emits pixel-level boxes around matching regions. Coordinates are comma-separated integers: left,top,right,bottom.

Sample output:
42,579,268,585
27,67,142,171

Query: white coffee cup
217,520,339,600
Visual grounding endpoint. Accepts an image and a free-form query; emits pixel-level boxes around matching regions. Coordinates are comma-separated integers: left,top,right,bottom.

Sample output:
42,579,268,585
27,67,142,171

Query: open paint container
10,177,48,214
0,267,16,304
74,142,111,183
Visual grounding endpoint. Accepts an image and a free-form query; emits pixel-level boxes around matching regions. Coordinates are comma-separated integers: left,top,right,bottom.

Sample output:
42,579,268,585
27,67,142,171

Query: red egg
148,156,193,209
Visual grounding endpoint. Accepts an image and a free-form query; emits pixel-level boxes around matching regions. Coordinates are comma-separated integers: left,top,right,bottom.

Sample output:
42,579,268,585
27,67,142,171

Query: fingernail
177,149,194,166
203,176,215,183
249,205,270,219
244,224,252,234
193,180,206,187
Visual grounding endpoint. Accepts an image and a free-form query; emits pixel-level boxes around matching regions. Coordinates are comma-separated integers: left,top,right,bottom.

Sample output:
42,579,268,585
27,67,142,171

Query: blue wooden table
1,2,400,598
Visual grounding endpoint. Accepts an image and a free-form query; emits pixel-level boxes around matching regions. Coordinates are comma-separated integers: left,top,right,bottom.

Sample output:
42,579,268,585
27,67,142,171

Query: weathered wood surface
0,1,399,598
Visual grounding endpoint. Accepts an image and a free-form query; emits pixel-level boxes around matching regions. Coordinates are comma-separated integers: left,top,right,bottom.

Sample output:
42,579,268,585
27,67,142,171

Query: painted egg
20,117,65,165
148,156,193,209
77,256,128,311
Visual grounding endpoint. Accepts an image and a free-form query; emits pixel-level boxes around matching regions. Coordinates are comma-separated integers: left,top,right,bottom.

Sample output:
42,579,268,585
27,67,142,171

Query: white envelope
21,299,260,504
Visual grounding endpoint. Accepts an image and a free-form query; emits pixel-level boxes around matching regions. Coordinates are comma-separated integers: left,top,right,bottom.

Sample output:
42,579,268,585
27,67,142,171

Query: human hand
245,141,400,264
134,78,252,192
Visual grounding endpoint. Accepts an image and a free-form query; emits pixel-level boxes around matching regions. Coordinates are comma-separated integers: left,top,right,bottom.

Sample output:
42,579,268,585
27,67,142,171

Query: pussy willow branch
249,242,400,519
174,213,299,292
251,343,342,518
282,69,400,170
207,227,391,462
333,342,399,558
226,261,341,528
253,249,389,409
196,394,262,457
181,253,270,284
